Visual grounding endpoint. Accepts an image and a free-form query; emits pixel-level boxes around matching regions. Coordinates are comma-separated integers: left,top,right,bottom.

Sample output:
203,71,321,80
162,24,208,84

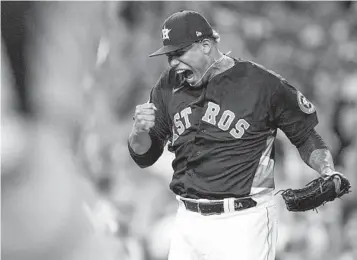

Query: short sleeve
270,80,318,146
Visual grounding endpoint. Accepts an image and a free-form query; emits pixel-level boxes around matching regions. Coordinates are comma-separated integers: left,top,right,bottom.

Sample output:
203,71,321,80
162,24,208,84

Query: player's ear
200,38,212,55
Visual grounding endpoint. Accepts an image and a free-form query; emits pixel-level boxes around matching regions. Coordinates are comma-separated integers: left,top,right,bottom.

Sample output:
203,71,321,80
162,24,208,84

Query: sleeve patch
297,91,316,114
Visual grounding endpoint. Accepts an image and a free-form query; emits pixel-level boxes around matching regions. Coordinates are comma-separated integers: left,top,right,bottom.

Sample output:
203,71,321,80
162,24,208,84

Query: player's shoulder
243,59,286,83
233,59,286,96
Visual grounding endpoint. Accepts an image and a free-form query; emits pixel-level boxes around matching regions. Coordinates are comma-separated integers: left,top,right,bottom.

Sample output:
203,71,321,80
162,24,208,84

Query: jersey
129,58,318,199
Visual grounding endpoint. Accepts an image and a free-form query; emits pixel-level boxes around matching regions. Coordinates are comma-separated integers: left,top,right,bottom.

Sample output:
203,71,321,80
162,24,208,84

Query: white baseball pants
168,192,278,260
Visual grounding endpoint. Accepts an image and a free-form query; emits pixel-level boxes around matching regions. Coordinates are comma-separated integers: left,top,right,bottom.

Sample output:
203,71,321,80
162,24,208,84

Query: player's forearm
297,129,335,175
128,129,152,155
128,129,165,168
308,149,335,175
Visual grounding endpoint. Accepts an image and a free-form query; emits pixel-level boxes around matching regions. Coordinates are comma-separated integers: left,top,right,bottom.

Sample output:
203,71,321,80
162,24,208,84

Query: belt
181,197,257,215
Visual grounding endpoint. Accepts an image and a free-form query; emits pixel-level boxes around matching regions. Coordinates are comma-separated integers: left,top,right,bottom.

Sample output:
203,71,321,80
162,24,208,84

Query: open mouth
176,69,194,81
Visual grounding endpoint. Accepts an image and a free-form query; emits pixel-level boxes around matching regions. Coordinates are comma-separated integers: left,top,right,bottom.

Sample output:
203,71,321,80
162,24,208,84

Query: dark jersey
129,59,318,199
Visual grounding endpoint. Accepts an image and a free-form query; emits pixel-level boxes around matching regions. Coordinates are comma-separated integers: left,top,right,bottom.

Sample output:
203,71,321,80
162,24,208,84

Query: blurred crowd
1,1,356,260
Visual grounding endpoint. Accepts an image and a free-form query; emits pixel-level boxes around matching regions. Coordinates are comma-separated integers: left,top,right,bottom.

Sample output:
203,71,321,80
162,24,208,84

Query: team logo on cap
297,91,316,114
162,26,171,40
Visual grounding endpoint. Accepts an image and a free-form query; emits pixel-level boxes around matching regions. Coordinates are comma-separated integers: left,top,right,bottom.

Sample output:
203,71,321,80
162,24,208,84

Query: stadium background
1,1,357,260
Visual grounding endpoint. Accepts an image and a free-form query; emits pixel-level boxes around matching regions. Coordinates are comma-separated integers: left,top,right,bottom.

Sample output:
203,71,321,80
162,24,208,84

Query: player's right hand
133,103,157,133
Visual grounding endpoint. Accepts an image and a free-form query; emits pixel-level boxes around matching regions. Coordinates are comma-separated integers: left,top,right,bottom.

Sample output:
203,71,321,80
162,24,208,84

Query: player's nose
169,57,179,68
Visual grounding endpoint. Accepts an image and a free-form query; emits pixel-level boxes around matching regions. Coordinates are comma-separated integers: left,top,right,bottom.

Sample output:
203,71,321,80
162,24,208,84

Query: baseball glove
279,173,351,212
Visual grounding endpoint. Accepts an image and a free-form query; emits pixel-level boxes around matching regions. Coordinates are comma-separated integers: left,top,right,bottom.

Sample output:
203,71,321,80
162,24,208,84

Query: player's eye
166,44,193,61
167,50,185,61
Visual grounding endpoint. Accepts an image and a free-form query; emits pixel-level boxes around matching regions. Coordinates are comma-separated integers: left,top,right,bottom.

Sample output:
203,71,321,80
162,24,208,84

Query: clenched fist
133,103,157,133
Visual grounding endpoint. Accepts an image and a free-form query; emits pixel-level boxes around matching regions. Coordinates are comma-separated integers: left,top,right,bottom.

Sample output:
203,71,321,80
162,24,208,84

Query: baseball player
128,10,347,260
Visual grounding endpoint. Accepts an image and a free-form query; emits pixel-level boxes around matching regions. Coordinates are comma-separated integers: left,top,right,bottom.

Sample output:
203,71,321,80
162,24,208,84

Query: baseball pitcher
128,10,351,260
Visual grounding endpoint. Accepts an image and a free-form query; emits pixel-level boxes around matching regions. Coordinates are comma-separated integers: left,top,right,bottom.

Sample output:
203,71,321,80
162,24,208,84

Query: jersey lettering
173,112,185,135
173,102,250,140
181,107,192,129
202,102,250,139
201,102,220,125
173,108,193,136
230,119,250,139
217,110,235,131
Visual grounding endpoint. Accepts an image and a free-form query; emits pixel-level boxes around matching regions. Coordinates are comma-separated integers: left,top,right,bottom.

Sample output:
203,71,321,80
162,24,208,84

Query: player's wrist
131,124,148,135
320,166,336,176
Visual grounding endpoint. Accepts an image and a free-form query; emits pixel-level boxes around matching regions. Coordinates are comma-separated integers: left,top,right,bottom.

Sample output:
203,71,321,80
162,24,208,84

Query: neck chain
192,51,232,87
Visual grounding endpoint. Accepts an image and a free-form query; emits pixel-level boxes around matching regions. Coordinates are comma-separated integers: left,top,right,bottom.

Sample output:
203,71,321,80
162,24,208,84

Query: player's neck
207,51,234,80
192,50,234,87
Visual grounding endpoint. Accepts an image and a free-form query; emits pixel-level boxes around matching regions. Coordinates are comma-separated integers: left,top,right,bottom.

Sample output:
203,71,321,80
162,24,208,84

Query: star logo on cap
162,26,171,40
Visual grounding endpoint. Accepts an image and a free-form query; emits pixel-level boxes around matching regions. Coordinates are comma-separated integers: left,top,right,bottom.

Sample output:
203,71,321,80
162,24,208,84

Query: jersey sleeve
128,71,172,168
148,72,172,142
270,79,318,147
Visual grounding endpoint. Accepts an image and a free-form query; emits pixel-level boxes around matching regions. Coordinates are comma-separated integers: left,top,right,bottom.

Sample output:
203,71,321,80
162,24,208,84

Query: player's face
166,41,211,87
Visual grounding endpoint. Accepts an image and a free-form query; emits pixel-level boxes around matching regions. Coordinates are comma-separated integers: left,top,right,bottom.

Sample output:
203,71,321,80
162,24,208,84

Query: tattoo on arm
308,149,335,175
296,129,335,175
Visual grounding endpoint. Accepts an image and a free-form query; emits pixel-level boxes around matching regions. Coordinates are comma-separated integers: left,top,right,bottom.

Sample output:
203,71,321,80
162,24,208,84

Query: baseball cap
149,10,214,57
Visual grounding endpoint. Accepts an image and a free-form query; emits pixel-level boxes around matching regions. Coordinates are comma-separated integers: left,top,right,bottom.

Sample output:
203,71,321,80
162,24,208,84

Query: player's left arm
269,77,339,176
296,129,337,176
268,75,350,206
